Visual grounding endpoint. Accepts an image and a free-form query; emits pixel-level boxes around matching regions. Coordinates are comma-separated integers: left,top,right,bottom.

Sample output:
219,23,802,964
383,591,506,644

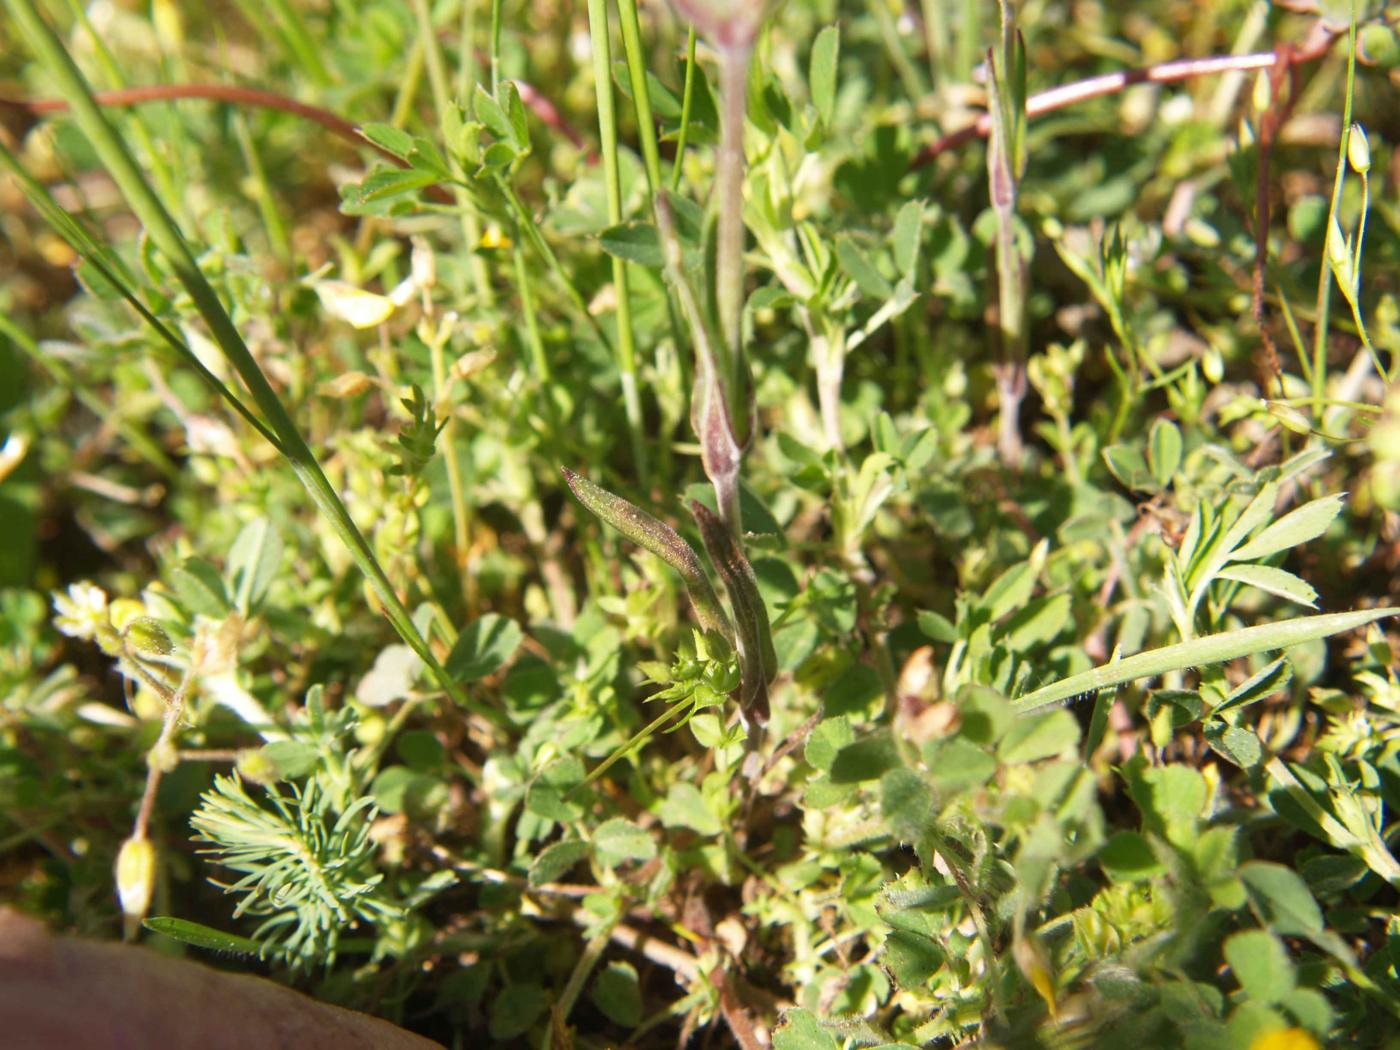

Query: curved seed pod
689,500,774,725
562,468,730,636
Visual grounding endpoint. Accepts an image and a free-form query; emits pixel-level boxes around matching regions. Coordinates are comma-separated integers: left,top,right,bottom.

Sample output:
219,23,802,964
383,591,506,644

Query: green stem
920,0,947,88
1311,11,1359,417
489,0,503,92
670,28,698,191
412,0,494,308
511,232,553,388
62,0,184,226
866,0,926,100
614,0,663,199
586,0,648,480
715,42,751,443
494,177,608,348
5,0,487,720
458,0,478,103
231,113,290,264
265,0,334,86
411,0,494,609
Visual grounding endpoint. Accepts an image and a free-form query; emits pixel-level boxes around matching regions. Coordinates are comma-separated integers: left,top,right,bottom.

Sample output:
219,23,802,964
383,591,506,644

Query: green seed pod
124,617,174,657
690,500,774,725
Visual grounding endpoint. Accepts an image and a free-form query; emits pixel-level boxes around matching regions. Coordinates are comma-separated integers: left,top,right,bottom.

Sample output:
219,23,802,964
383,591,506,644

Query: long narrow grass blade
1013,607,1400,715
5,0,481,716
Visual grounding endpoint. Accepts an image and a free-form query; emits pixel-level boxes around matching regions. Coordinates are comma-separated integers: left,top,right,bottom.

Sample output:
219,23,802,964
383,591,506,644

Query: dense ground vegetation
3,0,1400,1046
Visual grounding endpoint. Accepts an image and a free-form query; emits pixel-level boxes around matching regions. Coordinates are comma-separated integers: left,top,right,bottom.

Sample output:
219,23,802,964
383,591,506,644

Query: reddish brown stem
0,77,592,207
2,83,396,159
911,26,1342,168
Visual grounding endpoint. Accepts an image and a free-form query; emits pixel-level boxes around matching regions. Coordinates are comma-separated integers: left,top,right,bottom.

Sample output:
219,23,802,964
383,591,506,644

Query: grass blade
6,0,482,718
1013,607,1399,715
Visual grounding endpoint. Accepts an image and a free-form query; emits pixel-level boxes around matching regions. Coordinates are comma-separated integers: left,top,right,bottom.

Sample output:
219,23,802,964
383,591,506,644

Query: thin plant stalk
586,0,649,480
493,178,609,344
512,227,555,391
613,0,688,378
670,27,698,191
412,0,495,608
614,0,664,198
427,328,474,611
489,0,503,92
865,0,925,100
4,0,485,719
714,40,751,433
230,113,291,264
920,0,947,88
955,0,980,83
986,3,1028,468
61,0,185,225
457,0,478,103
412,0,494,309
1311,13,1359,417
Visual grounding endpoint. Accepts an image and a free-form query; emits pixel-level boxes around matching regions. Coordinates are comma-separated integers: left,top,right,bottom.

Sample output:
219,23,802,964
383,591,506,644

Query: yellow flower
1250,1028,1321,1050
479,225,512,250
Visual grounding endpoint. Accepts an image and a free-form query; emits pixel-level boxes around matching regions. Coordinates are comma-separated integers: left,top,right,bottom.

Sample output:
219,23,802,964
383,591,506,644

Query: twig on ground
910,24,1343,168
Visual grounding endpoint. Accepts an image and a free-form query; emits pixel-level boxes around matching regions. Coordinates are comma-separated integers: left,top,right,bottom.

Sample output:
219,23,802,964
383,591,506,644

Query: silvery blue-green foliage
190,772,398,968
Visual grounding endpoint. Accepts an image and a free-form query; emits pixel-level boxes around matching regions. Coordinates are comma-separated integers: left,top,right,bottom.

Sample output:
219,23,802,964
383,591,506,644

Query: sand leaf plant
8,0,1400,1047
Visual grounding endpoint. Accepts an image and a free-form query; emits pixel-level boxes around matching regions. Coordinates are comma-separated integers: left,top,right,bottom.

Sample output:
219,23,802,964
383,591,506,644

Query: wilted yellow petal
314,280,396,329
452,347,498,381
320,371,375,398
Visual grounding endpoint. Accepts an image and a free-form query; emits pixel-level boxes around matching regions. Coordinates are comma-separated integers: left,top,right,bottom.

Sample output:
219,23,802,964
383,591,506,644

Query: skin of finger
0,908,443,1050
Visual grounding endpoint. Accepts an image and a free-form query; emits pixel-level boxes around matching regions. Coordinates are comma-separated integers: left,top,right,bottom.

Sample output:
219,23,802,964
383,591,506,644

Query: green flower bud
1202,345,1224,385
1347,123,1370,175
235,748,278,784
1251,71,1271,115
1326,218,1355,295
1266,401,1312,437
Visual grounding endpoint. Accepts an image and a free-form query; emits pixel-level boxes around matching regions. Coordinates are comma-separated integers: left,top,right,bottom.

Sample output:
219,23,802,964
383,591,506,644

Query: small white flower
53,581,110,641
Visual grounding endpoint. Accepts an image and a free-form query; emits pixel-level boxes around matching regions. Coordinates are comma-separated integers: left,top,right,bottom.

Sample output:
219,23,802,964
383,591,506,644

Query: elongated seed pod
689,499,774,725
562,468,731,637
